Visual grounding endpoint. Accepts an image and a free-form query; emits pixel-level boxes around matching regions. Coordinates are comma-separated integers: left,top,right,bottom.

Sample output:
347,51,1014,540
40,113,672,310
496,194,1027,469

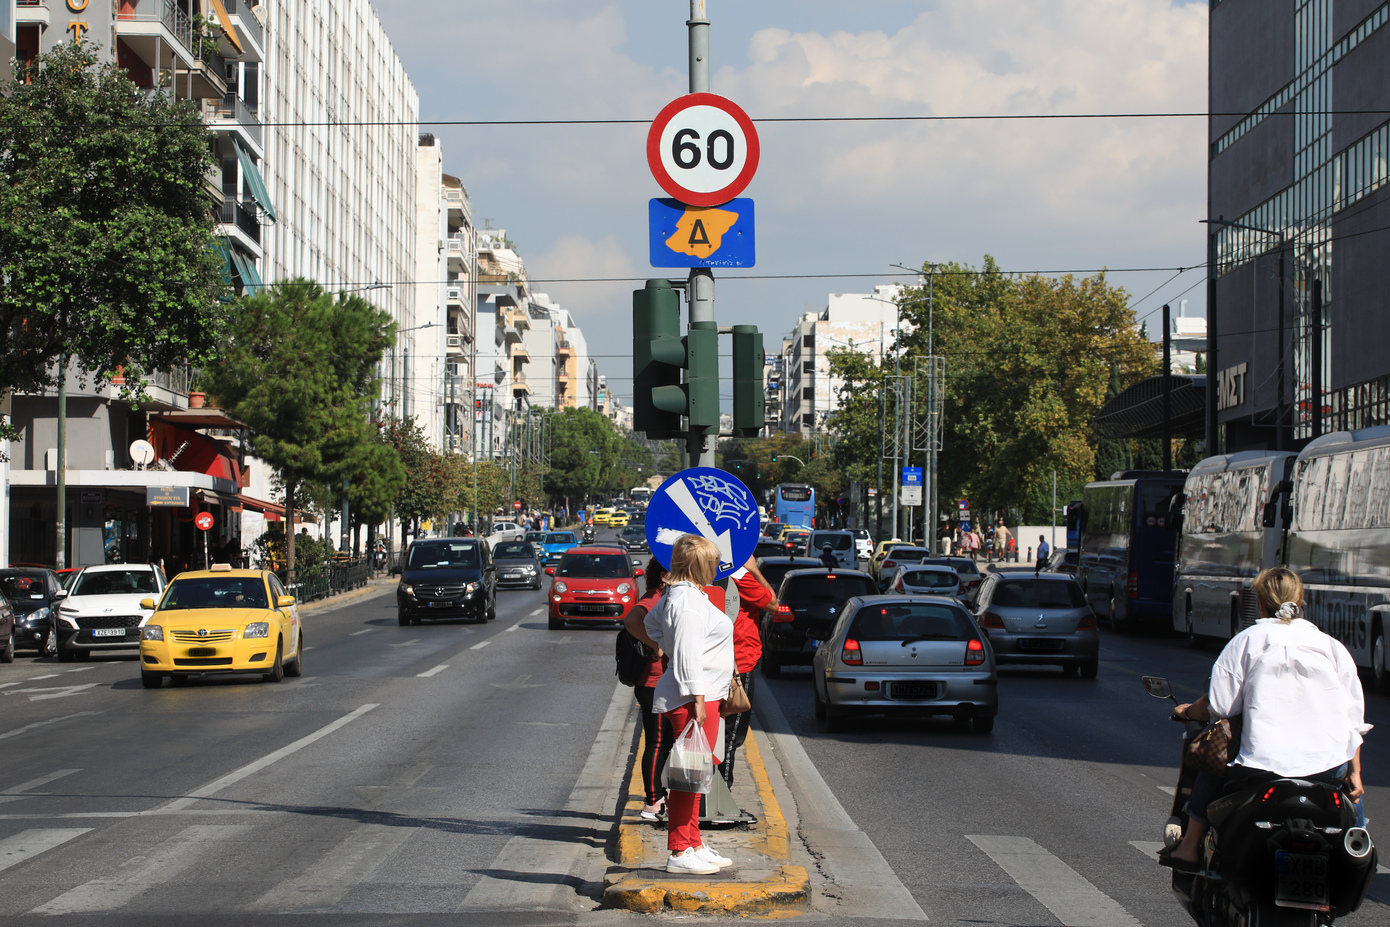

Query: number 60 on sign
647,93,760,208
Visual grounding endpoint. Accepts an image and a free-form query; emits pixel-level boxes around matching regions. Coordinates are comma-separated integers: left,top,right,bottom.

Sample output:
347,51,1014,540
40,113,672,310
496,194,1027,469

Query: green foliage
382,416,447,525
0,40,230,397
544,407,623,503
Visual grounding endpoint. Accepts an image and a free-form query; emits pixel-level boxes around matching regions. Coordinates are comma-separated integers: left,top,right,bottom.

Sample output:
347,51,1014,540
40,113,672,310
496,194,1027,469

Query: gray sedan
811,595,998,734
973,573,1098,677
491,541,543,590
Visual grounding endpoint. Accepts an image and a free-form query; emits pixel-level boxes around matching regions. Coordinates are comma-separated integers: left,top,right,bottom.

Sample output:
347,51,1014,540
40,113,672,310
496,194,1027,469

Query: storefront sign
80,491,103,504
1217,362,1248,411
147,486,191,507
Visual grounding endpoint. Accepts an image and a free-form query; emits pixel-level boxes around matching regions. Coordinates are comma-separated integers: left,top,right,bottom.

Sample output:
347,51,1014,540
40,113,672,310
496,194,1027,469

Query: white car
54,564,166,661
887,565,965,601
486,521,525,546
852,529,873,561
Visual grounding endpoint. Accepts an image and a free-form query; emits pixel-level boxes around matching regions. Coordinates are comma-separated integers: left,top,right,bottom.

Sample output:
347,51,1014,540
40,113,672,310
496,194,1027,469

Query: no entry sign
647,93,760,207
195,512,214,531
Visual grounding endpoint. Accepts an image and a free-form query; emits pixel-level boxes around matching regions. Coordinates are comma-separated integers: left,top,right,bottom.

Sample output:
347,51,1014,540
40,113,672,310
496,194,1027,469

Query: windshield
780,485,812,502
545,533,577,546
884,549,929,563
557,553,631,578
407,542,480,570
493,542,534,559
621,526,644,537
0,571,48,601
900,570,958,588
784,574,878,602
524,532,545,542
992,580,1087,609
849,603,975,642
70,569,158,596
162,577,269,610
812,534,853,550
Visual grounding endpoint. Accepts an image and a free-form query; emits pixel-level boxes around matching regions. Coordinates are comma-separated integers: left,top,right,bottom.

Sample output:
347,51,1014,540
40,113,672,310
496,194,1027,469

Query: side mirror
545,566,555,576
1141,675,1173,700
140,598,156,610
277,595,296,608
634,568,645,577
53,589,68,600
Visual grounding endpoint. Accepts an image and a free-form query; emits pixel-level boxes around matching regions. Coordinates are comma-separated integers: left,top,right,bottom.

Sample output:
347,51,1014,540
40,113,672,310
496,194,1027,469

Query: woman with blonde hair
1163,568,1370,869
643,534,736,875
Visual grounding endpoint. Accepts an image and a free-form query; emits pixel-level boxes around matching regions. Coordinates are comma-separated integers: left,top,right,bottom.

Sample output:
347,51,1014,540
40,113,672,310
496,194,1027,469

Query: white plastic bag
662,719,715,794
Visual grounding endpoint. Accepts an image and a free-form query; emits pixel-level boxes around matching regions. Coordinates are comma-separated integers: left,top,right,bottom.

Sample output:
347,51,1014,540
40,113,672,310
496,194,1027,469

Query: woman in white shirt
643,534,735,876
1163,568,1370,869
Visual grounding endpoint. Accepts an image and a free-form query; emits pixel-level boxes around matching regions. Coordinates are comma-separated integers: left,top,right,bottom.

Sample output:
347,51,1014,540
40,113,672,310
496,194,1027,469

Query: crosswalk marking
0,829,91,874
31,824,251,914
0,769,80,805
250,823,417,911
1130,840,1165,860
968,835,1142,927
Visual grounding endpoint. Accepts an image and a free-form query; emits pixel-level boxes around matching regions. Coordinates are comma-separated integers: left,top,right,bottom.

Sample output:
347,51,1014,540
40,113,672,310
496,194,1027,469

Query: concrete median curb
603,725,810,916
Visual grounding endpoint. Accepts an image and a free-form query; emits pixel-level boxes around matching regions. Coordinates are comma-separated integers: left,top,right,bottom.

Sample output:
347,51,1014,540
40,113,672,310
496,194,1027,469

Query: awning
1093,375,1207,440
238,494,316,524
213,237,236,288
233,139,277,223
207,0,244,56
151,409,249,430
229,248,262,293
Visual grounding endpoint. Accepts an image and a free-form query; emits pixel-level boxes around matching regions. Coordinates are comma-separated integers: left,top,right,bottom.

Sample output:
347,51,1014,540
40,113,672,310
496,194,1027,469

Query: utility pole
55,356,67,569
687,0,716,468
1162,303,1172,472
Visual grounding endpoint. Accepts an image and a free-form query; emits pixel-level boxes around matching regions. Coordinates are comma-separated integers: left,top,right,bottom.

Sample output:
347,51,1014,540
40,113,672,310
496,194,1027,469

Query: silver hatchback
811,595,998,734
973,573,1099,677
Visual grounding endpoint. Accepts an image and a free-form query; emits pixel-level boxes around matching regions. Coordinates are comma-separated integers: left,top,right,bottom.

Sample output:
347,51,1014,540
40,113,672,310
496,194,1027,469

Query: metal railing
281,558,371,603
220,0,264,49
151,365,192,395
119,0,194,57
218,199,261,243
211,93,262,147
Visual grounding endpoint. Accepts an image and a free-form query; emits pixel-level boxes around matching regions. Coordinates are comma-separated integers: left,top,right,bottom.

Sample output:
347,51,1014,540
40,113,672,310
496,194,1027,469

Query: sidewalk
603,726,810,916
297,576,394,614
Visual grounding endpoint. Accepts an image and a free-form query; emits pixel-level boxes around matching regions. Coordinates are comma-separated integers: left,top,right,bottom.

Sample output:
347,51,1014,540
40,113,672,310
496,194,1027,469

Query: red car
546,546,643,630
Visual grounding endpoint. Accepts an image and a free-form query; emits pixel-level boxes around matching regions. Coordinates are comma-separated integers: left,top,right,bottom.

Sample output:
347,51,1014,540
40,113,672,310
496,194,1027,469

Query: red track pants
663,700,723,853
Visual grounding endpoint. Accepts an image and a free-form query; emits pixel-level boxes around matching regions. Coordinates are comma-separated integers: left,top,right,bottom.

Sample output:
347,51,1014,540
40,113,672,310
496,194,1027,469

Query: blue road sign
960,520,973,533
902,467,923,486
649,198,755,269
645,467,761,579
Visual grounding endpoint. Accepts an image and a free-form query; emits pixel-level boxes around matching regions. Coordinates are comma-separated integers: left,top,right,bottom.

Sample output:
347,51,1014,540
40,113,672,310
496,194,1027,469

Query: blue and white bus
1076,470,1187,632
1172,451,1295,644
773,483,816,529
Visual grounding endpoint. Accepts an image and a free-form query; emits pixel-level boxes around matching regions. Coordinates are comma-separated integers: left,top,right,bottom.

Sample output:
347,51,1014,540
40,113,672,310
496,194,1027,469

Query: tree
383,416,447,534
203,280,394,571
545,407,622,504
0,40,229,405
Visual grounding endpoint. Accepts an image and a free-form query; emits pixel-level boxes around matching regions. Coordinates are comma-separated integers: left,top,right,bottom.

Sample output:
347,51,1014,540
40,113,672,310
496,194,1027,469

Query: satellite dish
130,440,156,467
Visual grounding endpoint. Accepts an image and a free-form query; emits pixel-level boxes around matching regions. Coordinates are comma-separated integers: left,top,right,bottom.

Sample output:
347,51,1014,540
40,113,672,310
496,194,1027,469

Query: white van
807,530,856,569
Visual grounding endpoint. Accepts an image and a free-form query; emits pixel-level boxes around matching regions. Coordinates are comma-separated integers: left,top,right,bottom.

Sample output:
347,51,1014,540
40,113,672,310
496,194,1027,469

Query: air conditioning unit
447,335,463,348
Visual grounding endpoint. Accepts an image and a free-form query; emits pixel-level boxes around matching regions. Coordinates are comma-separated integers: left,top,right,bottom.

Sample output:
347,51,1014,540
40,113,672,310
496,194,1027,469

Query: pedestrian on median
1036,535,1051,572
621,557,674,820
720,555,774,794
644,534,735,876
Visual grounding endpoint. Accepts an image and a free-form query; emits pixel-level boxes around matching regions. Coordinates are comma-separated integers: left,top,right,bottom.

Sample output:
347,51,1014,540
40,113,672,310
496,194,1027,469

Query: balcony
510,345,531,362
446,335,466,357
502,325,522,345
220,0,265,61
174,57,228,100
512,373,531,396
115,0,196,70
217,199,261,247
444,186,469,223
556,339,573,354
445,235,467,272
16,1,48,26
208,93,262,151
502,306,531,332
446,286,464,305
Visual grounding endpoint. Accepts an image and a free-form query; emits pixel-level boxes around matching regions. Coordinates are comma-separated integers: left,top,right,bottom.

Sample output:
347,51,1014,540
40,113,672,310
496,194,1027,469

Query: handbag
721,674,751,717
614,629,650,687
1185,716,1243,777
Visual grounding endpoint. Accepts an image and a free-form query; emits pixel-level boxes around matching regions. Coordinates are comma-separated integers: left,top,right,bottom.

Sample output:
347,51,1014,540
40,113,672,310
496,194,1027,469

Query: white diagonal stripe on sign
251,823,417,911
0,828,91,874
667,477,733,566
968,835,1142,927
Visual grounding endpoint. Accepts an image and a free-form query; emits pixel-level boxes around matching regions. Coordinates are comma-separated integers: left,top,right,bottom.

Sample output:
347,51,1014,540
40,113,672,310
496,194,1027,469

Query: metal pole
1276,240,1286,450
1207,219,1220,455
1312,277,1323,439
687,1,715,467
55,356,66,569
1162,303,1172,471
688,1,709,93
1051,469,1057,549
927,269,936,553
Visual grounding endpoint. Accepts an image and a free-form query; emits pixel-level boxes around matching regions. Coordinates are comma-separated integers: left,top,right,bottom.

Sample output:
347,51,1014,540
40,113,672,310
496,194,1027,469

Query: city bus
1172,451,1295,644
1285,425,1390,691
773,483,816,529
1076,470,1186,632
630,487,652,506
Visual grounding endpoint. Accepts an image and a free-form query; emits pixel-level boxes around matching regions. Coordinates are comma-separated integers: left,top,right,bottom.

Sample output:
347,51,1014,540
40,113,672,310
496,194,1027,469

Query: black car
491,541,543,590
618,525,649,553
0,568,61,656
755,556,823,594
760,568,879,677
395,538,497,625
0,589,13,663
753,539,789,560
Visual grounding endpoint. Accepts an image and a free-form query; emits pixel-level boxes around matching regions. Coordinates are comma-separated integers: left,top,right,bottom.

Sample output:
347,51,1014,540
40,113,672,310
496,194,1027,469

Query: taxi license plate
187,647,217,657
92,628,126,637
578,604,607,613
891,682,938,699
1275,851,1330,911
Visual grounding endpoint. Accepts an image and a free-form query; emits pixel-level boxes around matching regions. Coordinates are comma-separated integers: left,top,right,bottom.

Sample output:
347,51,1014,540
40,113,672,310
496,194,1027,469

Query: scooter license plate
1274,851,1330,911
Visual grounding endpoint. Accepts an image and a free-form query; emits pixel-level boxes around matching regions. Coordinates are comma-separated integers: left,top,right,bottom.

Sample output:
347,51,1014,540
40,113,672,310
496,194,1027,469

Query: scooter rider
1162,567,1369,870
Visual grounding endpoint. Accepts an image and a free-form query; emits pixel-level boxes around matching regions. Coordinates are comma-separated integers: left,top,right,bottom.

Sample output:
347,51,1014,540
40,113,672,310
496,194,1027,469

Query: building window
803,334,814,348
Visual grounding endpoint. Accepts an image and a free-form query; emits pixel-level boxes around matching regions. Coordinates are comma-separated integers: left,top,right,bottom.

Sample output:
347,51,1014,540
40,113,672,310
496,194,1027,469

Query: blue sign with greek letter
649,198,755,269
645,467,761,580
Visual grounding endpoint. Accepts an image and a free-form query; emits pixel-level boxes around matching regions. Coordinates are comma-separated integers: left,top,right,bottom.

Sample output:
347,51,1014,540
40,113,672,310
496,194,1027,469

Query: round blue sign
645,467,761,580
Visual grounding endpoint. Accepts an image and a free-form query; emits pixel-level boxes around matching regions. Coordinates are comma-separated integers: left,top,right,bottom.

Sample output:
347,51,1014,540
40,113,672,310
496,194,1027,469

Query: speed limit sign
647,93,760,207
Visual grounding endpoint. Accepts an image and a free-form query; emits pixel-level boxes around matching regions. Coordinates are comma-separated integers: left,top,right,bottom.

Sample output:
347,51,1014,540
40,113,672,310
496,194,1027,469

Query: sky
370,0,1212,402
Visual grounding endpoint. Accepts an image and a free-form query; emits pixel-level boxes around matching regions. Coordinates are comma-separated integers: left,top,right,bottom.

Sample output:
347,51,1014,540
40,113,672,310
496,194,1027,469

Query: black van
395,538,497,625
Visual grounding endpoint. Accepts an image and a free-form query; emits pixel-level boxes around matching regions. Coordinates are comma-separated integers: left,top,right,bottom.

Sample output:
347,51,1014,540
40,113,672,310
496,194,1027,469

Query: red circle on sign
647,93,760,207
195,512,214,531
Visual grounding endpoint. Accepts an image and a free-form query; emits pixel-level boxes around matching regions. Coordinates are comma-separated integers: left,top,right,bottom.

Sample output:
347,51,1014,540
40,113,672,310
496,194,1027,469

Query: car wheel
972,715,995,734
284,631,304,678
1080,659,1099,680
813,684,826,721
823,703,849,733
1,629,14,663
487,598,497,621
43,625,57,658
57,641,76,663
1369,620,1388,695
397,610,410,627
141,670,164,689
762,655,782,679
548,615,565,630
262,639,285,683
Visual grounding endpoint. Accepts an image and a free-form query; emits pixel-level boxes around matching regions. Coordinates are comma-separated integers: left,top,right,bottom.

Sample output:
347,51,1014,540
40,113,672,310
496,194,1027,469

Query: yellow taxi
592,507,615,526
869,538,906,581
609,510,630,527
138,565,303,688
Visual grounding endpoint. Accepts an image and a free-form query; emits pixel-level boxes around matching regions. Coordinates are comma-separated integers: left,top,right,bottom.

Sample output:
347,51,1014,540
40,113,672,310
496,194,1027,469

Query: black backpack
615,629,651,687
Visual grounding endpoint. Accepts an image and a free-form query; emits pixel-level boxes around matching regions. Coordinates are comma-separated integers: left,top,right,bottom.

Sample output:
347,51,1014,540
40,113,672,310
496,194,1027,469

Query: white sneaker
695,845,732,868
666,847,720,875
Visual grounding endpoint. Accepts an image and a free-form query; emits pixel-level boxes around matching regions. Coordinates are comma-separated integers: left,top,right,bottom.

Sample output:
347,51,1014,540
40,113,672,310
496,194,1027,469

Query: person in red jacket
719,555,776,790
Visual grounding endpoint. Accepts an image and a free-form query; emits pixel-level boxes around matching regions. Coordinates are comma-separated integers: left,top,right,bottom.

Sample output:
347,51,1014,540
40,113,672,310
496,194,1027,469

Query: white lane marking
32,825,251,914
6,684,100,702
28,674,60,681
387,639,421,648
505,621,524,632
350,627,374,636
65,666,94,673
528,608,545,618
158,704,379,813
515,721,569,727
0,682,21,690
251,823,417,911
1130,840,1165,860
490,674,543,690
0,769,80,805
1157,785,1176,796
470,640,491,651
0,712,103,742
417,664,449,678
968,835,1142,927
0,829,92,874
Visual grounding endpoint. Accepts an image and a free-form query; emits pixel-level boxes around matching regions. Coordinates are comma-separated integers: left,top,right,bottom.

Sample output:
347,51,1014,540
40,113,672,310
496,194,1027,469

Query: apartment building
475,230,532,460
1,0,14,86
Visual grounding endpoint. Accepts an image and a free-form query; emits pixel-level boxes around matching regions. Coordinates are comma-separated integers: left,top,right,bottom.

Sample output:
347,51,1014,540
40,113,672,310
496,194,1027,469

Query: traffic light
632,280,719,443
731,324,765,436
770,454,778,462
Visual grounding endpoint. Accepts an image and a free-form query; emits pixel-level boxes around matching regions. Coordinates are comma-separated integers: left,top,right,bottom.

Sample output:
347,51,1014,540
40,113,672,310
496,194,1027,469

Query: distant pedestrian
621,559,673,821
994,520,1012,562
1036,535,1051,572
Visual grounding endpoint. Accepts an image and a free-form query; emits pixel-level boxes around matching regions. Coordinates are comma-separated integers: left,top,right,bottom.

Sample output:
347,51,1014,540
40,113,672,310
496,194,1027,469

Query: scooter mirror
1141,675,1173,699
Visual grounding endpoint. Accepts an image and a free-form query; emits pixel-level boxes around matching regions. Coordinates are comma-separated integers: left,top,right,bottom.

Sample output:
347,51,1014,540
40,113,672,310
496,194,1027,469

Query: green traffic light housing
631,280,720,442
731,324,765,436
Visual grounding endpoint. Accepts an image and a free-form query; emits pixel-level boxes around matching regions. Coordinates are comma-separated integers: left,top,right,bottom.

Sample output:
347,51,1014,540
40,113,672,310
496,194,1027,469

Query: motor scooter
1142,676,1377,926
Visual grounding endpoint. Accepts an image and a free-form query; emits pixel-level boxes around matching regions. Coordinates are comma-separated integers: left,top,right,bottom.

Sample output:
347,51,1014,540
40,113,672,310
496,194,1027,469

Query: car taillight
980,611,1005,629
883,560,897,569
1128,571,1138,599
841,638,862,665
774,604,794,623
965,638,986,665
1077,611,1096,630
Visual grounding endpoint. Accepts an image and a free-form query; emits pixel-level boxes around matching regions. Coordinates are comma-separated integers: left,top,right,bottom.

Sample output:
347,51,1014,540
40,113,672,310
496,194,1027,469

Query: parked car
485,522,525,546
546,546,643,630
887,565,963,599
872,546,932,588
0,568,62,655
539,531,579,564
760,568,879,677
755,556,823,594
54,564,166,661
136,565,304,688
921,556,985,601
812,595,997,733
973,573,1098,677
395,538,497,625
852,528,873,561
618,525,649,553
0,589,13,663
491,541,543,590
805,530,856,569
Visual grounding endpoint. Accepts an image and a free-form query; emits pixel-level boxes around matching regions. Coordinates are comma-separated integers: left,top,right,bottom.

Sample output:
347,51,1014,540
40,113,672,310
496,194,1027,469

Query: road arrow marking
490,674,544,691
387,639,421,648
4,684,100,702
667,477,733,568
545,636,575,646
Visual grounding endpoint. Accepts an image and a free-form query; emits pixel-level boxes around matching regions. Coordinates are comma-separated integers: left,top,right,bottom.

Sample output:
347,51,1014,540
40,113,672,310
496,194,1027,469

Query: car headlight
523,565,537,574
141,625,164,641
465,582,480,595
553,581,568,593
617,583,631,594
243,622,271,639
58,608,80,629
402,584,415,597
25,607,51,625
